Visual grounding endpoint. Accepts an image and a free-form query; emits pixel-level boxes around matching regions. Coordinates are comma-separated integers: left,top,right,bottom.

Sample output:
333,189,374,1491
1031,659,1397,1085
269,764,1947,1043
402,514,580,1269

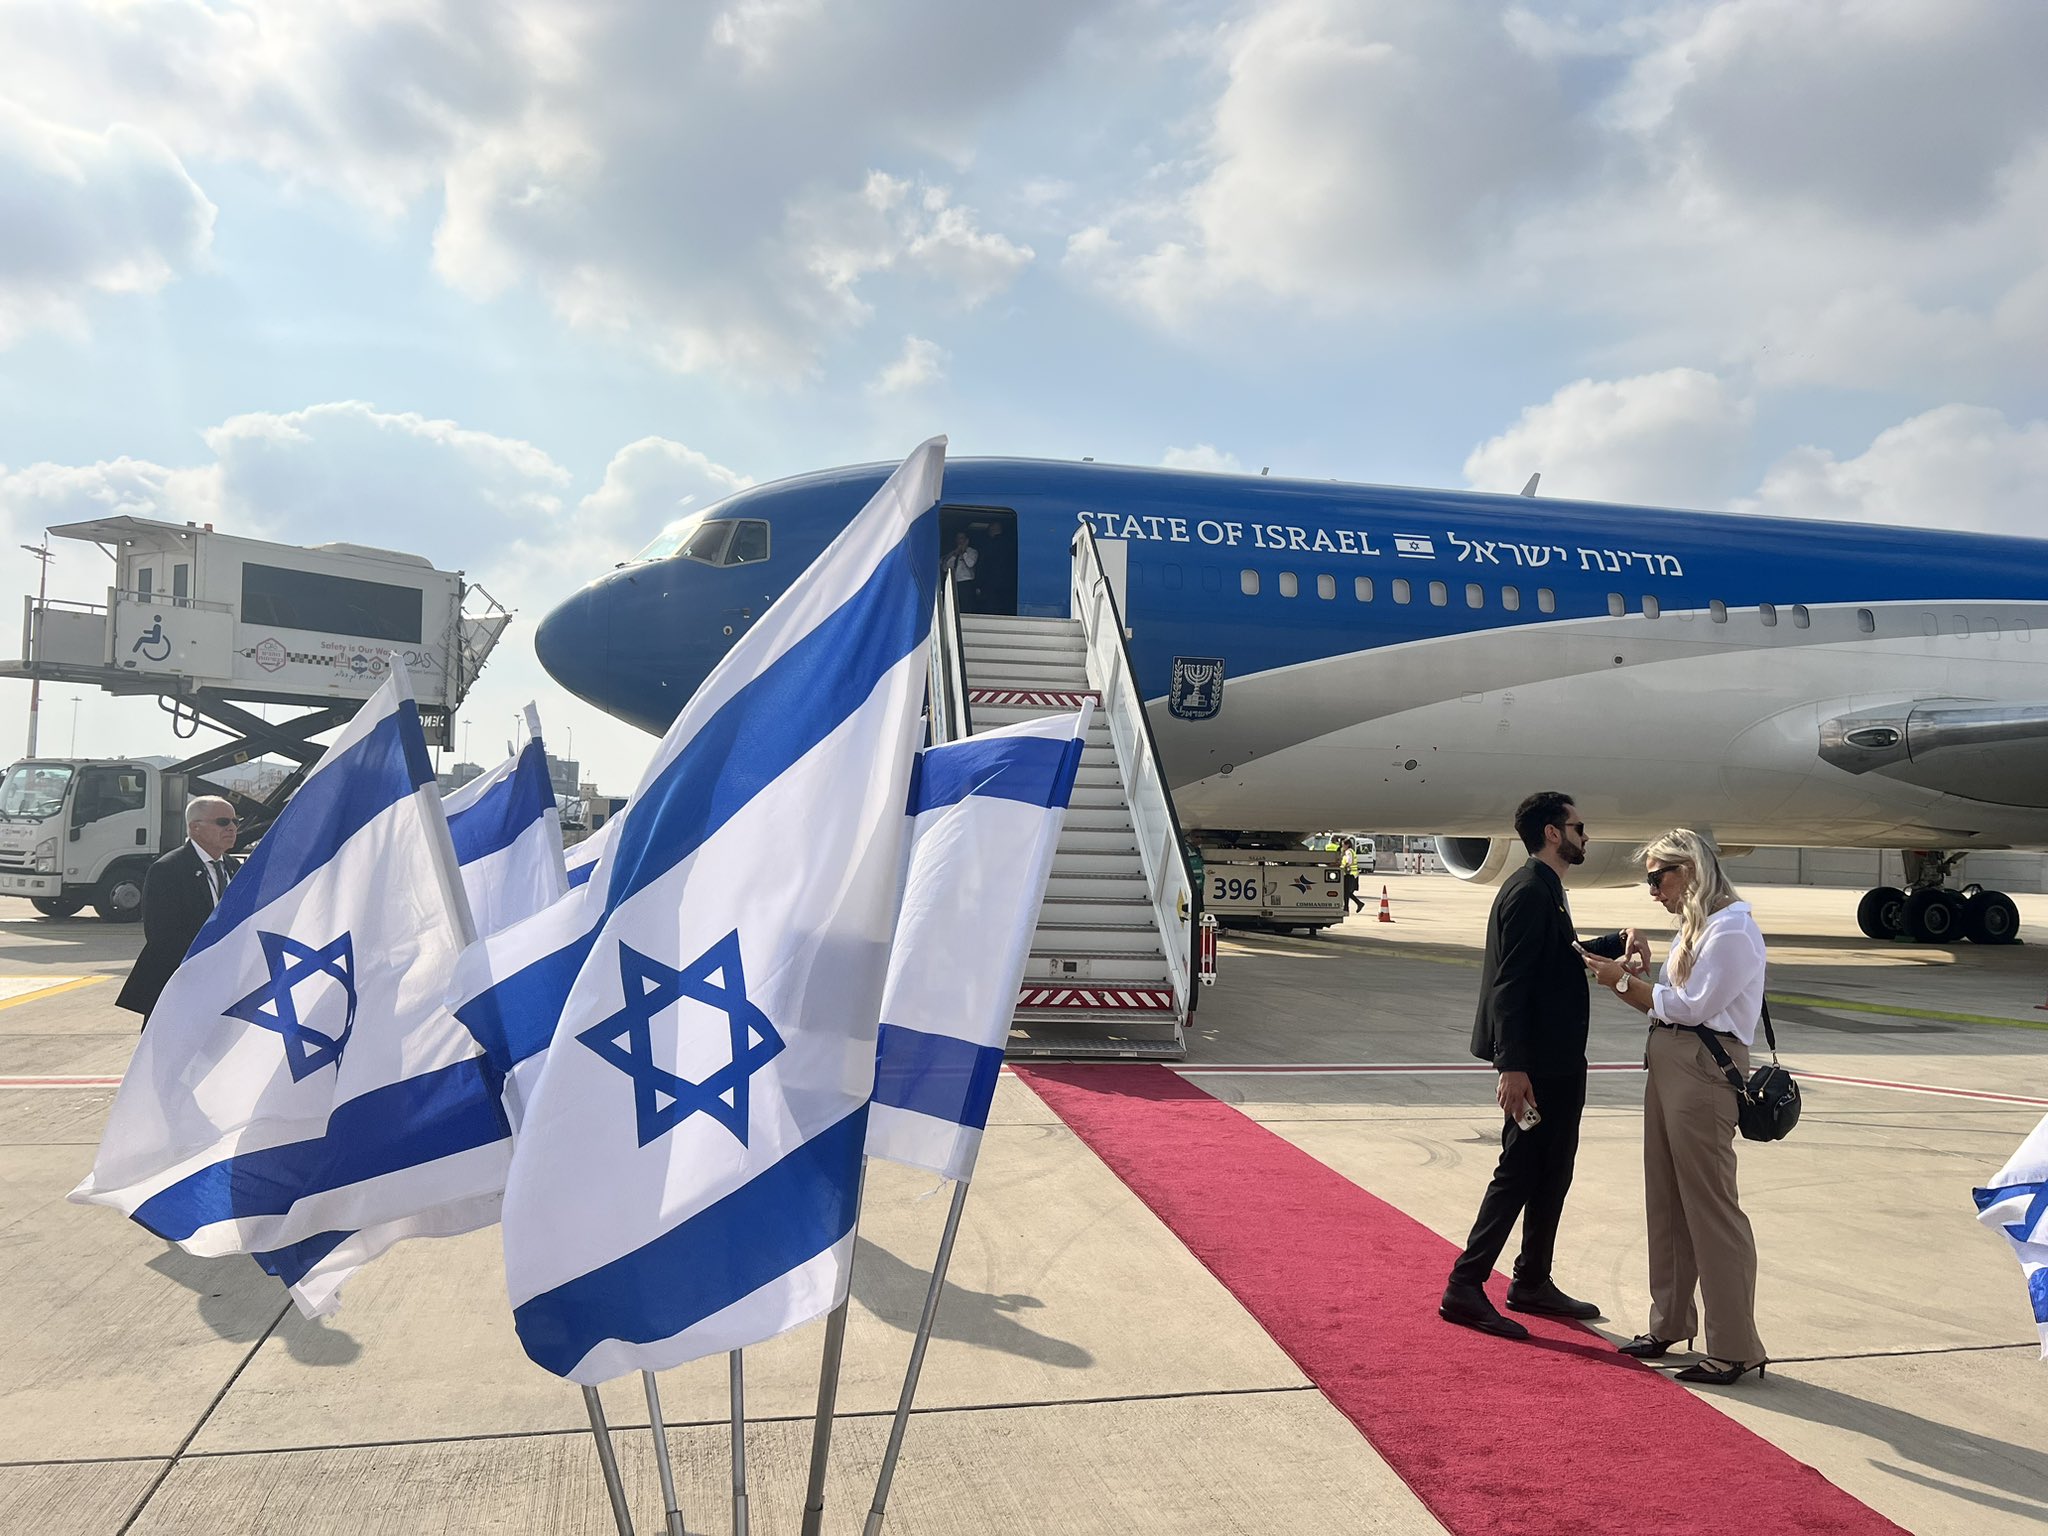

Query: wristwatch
1614,974,1631,995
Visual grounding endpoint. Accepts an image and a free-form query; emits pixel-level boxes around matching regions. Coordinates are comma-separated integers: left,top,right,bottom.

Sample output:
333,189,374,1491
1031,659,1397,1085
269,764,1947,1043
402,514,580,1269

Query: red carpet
1017,1064,1905,1536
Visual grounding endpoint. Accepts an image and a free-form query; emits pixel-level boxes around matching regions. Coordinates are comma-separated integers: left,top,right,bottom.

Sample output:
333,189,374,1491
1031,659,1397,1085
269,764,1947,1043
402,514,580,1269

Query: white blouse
1649,901,1767,1046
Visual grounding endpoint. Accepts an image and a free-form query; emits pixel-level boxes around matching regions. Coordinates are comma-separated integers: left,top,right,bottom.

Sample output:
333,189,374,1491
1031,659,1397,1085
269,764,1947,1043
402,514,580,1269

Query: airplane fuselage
537,459,2048,853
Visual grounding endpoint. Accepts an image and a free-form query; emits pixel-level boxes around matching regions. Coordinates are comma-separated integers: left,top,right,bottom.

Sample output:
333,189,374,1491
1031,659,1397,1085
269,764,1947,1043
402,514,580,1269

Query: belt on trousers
1649,1020,1733,1038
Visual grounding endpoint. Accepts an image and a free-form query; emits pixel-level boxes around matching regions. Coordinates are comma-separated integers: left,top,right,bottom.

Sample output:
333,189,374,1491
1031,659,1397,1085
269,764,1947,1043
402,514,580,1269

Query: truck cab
0,759,177,920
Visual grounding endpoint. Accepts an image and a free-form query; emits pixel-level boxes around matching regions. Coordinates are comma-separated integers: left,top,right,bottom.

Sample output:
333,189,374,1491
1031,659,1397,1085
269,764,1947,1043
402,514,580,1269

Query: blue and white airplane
535,459,2048,946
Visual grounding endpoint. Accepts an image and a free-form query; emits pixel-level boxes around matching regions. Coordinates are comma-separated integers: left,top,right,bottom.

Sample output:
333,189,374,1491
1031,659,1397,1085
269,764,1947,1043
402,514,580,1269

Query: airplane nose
534,581,611,708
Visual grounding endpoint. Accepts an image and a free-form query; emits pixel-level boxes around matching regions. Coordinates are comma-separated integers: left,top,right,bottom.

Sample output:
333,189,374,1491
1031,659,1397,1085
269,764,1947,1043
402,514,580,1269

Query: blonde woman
1580,830,1769,1385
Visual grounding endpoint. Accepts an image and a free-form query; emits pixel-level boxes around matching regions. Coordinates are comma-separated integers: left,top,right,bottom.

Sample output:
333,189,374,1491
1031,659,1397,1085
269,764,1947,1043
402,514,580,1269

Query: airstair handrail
927,568,973,747
1068,525,1197,1016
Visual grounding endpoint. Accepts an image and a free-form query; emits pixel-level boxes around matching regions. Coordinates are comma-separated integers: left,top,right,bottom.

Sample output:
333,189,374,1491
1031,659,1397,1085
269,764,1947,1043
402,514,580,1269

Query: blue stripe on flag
191,703,437,959
456,927,601,1073
566,861,595,888
873,1023,1005,1130
2031,1266,2048,1325
455,510,935,1067
906,734,1083,817
131,1057,510,1242
512,1104,868,1378
253,1229,351,1288
448,742,556,864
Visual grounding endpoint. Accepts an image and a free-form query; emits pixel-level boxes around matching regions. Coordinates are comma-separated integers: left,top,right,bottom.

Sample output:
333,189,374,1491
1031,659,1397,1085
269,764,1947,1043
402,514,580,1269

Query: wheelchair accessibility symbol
131,615,172,663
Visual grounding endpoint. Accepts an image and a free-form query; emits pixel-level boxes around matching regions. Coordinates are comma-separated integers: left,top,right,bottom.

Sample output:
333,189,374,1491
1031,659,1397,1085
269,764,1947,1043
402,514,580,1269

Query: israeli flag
867,706,1089,1182
466,438,944,1384
70,666,510,1261
444,705,569,934
1973,1111,2048,1357
253,709,570,1316
565,814,617,889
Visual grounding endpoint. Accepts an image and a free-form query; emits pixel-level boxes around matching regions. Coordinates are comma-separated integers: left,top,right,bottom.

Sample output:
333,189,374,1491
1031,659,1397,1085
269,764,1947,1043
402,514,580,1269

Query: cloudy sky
3,0,2044,787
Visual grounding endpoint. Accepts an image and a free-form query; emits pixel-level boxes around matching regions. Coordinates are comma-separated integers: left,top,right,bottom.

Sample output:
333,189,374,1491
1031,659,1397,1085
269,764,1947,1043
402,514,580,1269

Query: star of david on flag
578,933,785,1147
223,931,358,1082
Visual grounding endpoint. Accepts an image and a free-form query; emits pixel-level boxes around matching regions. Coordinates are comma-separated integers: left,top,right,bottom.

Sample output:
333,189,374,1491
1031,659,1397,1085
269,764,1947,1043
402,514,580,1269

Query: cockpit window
631,513,770,568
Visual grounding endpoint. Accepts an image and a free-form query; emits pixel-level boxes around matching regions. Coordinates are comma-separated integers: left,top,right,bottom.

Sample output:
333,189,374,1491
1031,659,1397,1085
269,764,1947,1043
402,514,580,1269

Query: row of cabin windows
1237,570,1561,613
1223,568,2033,640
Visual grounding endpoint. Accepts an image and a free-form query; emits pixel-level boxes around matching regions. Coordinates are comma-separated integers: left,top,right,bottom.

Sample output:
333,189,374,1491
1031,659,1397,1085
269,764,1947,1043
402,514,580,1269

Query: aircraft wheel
1901,887,1964,944
93,864,147,923
1963,890,2022,945
1856,886,1905,940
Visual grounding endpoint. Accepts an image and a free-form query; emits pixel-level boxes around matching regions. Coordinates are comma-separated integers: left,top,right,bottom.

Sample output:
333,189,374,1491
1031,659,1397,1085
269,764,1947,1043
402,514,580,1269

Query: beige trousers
1642,1025,1766,1365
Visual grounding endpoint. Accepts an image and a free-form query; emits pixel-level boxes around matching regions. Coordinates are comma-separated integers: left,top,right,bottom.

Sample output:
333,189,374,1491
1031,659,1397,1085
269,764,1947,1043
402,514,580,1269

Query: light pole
67,697,80,757
20,539,51,758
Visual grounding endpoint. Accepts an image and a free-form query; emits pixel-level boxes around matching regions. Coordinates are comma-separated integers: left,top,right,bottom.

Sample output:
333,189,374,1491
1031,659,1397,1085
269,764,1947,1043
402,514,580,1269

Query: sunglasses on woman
1645,865,1682,890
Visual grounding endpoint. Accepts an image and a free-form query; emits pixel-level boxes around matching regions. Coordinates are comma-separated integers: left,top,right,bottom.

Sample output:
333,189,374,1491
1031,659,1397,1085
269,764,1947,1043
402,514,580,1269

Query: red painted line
1017,1063,1903,1536
1785,1069,2048,1108
0,1075,122,1088
1171,1061,1645,1075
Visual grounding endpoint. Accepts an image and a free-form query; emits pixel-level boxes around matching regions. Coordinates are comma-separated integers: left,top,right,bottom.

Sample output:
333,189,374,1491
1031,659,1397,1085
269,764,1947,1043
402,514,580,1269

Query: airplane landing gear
1861,851,2024,945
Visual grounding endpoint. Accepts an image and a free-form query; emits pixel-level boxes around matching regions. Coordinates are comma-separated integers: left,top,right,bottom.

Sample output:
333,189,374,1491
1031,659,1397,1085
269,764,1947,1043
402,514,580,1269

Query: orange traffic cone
1377,885,1394,923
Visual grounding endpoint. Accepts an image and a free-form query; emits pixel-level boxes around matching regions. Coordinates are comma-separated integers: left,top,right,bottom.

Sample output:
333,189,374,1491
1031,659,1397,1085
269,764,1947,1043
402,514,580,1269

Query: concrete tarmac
2,874,2044,1533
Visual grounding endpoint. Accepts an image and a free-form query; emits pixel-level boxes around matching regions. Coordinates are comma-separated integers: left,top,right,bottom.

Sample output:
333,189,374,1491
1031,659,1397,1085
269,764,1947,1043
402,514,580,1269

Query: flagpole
582,1385,637,1536
729,1350,750,1536
799,1158,870,1536
641,1370,685,1536
864,1179,970,1535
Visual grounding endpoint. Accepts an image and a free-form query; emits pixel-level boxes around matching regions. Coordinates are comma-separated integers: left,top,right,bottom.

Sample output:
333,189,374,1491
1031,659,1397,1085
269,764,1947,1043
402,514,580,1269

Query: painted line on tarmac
0,1075,122,1089
1767,991,2048,1032
1785,1068,2048,1108
0,975,103,1010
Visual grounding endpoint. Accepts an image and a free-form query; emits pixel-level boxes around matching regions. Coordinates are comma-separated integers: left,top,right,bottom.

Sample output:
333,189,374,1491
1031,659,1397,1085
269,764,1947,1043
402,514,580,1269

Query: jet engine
1433,836,1649,888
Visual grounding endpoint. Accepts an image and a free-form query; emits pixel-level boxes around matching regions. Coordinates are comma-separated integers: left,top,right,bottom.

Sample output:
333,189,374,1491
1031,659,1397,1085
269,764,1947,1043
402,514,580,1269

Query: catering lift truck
1195,834,1347,935
0,516,509,919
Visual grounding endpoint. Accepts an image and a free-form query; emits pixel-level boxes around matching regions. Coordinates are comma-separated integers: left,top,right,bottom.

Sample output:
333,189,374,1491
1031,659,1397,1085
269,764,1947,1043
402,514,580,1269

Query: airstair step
962,639,1087,665
1003,1024,1185,1061
1031,925,1165,956
1051,848,1145,875
1025,953,1171,982
1066,784,1128,810
1038,896,1155,925
1057,828,1139,855
960,615,1081,638
1063,807,1134,833
1044,872,1149,900
967,667,1092,691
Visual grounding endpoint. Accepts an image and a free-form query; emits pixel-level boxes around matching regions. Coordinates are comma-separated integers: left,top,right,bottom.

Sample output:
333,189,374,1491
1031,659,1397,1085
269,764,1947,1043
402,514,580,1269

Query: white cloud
572,437,754,559
0,1,1076,382
1464,369,1755,509
0,102,214,345
869,335,948,395
1740,404,2048,540
1161,443,1240,473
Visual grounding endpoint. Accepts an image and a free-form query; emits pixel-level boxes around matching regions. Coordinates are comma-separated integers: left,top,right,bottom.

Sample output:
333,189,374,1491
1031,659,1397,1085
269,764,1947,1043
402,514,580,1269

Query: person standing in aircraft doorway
1440,791,1651,1340
942,530,980,613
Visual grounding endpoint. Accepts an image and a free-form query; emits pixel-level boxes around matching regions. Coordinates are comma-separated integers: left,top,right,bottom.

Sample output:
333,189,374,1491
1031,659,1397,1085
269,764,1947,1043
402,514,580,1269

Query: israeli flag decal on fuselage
1394,534,1436,558
1170,656,1225,721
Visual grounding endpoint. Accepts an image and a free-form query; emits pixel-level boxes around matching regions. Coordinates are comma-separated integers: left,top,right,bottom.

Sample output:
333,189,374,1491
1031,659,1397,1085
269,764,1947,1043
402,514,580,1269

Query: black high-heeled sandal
1674,1357,1767,1385
1616,1333,1693,1359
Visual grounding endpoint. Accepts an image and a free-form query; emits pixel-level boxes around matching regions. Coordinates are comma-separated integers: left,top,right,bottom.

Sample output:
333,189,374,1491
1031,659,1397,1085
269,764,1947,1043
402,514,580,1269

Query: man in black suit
1439,790,1646,1339
116,796,240,1025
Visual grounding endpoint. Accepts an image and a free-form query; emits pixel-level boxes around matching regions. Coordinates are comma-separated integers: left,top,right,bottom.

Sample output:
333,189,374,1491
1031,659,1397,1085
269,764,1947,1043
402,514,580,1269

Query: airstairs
929,529,1201,1059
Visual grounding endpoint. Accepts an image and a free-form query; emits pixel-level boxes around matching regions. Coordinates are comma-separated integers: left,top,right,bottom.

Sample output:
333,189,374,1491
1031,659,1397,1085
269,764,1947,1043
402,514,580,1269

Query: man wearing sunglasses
1441,790,1651,1340
116,797,242,1026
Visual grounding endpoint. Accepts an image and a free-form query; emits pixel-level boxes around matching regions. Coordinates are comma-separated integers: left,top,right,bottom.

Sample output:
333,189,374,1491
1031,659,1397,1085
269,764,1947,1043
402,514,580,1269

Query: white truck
1197,843,1347,934
0,758,196,920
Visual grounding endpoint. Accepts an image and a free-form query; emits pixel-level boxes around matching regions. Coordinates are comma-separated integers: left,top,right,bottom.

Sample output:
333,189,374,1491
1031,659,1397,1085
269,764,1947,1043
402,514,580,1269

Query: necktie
206,858,223,904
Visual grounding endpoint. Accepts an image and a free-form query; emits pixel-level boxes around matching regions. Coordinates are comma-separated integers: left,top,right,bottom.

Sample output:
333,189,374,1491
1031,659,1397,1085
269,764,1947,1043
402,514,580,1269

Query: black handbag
1693,1002,1800,1142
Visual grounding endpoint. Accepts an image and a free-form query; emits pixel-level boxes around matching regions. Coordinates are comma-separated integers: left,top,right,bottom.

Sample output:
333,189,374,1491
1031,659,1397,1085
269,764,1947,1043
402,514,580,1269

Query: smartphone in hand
1516,1104,1542,1131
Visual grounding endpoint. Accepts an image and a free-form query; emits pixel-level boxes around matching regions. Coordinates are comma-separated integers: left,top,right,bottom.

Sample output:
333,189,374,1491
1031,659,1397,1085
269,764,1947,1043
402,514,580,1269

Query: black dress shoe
1439,1283,1531,1340
1616,1333,1693,1358
1504,1279,1602,1320
1675,1358,1767,1385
